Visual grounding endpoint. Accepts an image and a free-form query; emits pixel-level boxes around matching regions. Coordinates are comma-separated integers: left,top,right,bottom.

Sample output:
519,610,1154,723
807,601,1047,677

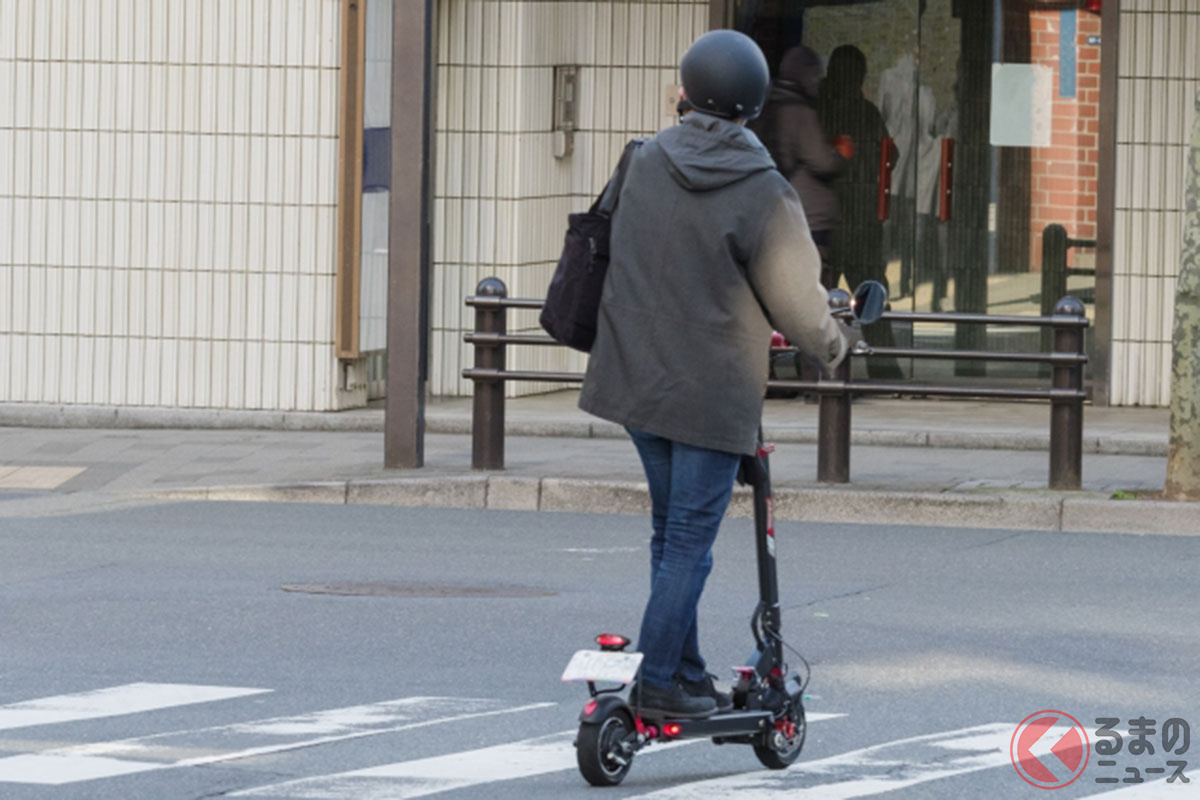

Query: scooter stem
743,437,784,677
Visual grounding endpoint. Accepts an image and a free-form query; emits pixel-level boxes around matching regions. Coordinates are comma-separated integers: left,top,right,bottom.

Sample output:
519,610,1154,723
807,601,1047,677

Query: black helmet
679,30,770,121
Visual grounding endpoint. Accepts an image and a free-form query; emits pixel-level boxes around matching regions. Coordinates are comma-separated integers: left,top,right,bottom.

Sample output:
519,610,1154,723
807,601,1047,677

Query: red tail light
595,633,630,651
664,723,683,737
1086,0,1101,13
583,700,598,716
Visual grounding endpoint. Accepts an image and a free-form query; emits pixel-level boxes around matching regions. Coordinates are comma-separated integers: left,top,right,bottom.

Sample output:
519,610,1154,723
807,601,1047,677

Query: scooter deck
644,710,774,739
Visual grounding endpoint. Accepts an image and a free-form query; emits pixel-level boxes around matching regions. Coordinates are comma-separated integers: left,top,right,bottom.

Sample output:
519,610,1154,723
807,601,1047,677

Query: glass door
730,0,925,380
726,1,1101,385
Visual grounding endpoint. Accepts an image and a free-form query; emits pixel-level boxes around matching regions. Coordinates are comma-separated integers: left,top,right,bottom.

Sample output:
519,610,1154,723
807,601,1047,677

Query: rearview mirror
851,281,887,325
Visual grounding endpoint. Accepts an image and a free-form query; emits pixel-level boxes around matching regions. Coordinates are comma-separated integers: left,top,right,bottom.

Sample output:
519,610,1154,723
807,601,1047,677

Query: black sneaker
678,673,733,712
629,681,717,718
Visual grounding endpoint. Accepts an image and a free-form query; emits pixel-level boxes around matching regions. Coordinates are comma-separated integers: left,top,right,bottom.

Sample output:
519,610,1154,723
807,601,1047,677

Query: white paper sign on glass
561,650,643,684
990,63,1054,148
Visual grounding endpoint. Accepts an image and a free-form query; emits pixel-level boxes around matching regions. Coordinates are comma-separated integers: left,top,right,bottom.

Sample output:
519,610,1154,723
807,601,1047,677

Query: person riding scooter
578,30,850,719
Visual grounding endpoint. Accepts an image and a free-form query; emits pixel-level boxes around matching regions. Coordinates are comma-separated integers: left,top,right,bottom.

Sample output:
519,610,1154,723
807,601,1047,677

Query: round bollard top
827,288,851,311
476,276,508,297
1053,295,1086,317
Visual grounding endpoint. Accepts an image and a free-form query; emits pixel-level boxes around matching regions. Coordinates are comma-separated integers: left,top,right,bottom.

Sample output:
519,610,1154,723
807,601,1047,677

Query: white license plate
561,649,643,684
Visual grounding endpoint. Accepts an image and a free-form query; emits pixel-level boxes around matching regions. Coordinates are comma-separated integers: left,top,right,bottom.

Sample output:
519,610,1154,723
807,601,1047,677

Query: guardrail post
1041,224,1070,354
817,351,852,484
472,277,507,470
1041,224,1070,316
1049,296,1086,490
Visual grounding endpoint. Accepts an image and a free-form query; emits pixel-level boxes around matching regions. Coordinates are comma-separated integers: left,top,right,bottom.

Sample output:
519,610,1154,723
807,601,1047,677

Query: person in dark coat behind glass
751,44,853,397
754,44,847,289
819,44,903,380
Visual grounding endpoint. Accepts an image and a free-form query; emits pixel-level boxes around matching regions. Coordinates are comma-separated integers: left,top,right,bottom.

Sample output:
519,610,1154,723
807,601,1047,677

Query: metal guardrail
462,277,1090,490
1042,223,1097,314
1041,222,1096,353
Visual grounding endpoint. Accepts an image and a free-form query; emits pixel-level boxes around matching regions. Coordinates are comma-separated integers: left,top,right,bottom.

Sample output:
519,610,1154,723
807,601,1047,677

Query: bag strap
593,138,645,217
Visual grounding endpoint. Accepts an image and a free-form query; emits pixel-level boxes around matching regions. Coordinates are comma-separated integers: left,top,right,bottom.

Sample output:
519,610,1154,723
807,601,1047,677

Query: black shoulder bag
539,139,643,352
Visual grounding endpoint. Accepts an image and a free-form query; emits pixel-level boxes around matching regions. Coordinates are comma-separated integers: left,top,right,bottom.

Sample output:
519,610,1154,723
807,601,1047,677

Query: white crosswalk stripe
0,696,551,785
1088,779,1200,797
4,685,1181,798
625,723,1017,799
231,730,597,799
230,712,848,799
0,683,270,731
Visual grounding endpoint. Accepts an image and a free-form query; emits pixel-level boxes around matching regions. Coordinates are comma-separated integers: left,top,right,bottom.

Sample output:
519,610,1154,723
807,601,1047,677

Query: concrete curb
0,402,1169,457
1061,497,1200,535
0,403,385,432
151,482,349,504
143,477,1200,536
348,475,489,508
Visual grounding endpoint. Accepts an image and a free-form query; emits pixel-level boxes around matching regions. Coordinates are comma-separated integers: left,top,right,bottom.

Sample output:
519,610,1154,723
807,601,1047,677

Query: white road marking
626,722,1017,798
0,754,163,785
231,712,847,799
233,730,588,799
0,683,270,732
0,465,86,489
1088,778,1200,797
0,697,551,785
557,547,642,554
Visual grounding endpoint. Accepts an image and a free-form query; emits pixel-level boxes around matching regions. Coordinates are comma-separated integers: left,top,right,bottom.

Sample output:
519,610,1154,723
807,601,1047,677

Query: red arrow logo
1010,710,1090,789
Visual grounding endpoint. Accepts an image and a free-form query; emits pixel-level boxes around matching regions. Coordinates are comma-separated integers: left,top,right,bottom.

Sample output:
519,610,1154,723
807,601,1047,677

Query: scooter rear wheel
753,704,807,769
577,708,635,786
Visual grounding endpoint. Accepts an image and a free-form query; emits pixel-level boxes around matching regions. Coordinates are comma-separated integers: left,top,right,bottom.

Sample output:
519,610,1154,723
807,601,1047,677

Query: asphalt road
0,499,1197,799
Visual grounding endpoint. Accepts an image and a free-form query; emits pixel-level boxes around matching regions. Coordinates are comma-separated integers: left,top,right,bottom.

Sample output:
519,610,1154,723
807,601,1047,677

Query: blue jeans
627,428,741,689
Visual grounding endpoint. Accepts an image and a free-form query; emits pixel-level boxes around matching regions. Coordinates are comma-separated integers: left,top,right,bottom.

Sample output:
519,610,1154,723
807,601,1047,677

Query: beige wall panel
1110,4,1200,406
0,0,343,410
432,0,709,398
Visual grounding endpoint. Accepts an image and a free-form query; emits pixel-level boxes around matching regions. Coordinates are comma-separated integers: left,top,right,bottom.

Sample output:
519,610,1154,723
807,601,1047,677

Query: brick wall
1028,10,1102,269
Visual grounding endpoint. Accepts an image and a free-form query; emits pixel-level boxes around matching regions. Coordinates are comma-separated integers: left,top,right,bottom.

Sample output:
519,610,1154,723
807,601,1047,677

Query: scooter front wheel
576,708,635,786
753,704,807,769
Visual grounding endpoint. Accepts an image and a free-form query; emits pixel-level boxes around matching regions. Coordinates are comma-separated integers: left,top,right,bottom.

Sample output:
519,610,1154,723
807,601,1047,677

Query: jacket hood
778,45,822,101
767,80,811,107
656,112,776,191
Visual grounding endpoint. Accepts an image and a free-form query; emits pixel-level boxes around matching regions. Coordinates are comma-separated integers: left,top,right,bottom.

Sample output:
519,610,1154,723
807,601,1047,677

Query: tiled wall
430,0,710,397
0,0,344,410
1111,0,1200,406
359,0,390,355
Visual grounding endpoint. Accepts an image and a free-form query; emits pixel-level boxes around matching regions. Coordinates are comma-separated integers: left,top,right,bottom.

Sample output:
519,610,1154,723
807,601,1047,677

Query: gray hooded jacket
578,113,847,455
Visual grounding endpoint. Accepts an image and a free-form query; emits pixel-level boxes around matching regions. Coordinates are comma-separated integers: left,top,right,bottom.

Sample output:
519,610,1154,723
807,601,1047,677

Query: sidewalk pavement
0,392,1195,536
0,391,1171,455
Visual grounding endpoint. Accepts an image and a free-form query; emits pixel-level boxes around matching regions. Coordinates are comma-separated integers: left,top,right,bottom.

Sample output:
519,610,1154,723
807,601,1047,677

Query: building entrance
724,0,1101,383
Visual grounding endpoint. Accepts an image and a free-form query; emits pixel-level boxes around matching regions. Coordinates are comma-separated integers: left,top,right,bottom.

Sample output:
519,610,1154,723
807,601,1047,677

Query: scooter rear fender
579,693,631,723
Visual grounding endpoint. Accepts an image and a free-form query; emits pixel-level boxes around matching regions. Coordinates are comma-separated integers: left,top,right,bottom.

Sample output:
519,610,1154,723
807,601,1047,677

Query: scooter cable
759,619,813,695
779,636,813,694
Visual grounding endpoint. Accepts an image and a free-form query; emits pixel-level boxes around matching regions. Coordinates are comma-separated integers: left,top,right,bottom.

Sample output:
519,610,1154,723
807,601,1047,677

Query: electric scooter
560,281,886,787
